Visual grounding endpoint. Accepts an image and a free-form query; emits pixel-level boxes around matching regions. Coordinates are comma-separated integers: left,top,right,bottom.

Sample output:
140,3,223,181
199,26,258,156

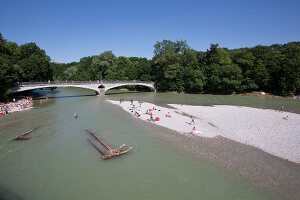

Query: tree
152,40,191,92
205,64,242,94
277,42,300,95
51,62,74,81
18,43,52,81
129,57,152,81
251,60,269,90
0,56,23,99
181,49,206,92
231,48,255,71
75,56,94,80
91,57,105,80
0,33,6,54
117,56,135,80
183,66,205,93
2,31,299,100
64,66,78,80
154,40,188,57
206,44,232,65
91,51,116,80
18,54,52,81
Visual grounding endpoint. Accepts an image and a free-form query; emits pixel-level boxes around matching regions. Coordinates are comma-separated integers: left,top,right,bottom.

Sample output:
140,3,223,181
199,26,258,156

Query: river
0,88,299,200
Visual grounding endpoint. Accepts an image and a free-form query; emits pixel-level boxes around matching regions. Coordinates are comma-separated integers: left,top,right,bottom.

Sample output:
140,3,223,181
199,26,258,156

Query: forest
1,32,299,100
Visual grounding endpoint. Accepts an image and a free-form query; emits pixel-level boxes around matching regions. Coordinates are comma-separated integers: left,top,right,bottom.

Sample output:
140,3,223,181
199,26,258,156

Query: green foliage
51,62,74,81
17,54,52,81
207,44,232,65
46,38,300,96
1,32,299,100
277,42,300,95
205,64,242,94
129,57,152,81
75,56,95,80
183,66,205,93
0,56,19,99
112,56,134,80
249,43,300,95
64,66,78,80
231,48,255,71
251,60,269,89
152,40,205,92
0,34,52,100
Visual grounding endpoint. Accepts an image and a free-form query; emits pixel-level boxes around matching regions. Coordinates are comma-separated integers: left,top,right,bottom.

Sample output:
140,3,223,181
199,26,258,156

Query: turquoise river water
1,88,299,200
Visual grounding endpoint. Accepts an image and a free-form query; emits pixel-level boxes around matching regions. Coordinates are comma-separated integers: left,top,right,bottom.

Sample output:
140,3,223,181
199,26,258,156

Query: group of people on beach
0,97,33,117
146,106,160,122
124,98,161,122
123,98,143,118
119,98,201,136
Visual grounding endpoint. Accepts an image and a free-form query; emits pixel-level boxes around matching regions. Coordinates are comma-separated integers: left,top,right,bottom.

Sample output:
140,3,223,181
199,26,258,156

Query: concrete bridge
12,80,156,95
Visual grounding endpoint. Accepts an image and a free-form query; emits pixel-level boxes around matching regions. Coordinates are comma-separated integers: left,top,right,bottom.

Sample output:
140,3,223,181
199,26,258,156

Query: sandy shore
107,100,300,164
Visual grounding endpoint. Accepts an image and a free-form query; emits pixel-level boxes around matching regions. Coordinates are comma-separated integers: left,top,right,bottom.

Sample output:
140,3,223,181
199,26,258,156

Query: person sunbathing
150,115,155,122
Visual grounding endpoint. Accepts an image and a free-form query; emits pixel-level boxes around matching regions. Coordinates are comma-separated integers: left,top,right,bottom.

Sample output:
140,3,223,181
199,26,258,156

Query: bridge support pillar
97,89,105,96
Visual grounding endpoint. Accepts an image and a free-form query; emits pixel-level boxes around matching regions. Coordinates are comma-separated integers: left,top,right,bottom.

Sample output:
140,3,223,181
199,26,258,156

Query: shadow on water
105,91,153,95
33,94,96,100
0,186,22,200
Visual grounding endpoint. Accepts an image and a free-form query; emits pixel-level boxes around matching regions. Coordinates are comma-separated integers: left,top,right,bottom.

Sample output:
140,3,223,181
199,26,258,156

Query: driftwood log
87,139,108,158
86,129,132,160
12,127,39,141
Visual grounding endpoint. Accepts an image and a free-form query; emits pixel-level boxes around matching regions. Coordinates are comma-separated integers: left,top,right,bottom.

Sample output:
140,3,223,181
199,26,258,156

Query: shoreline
0,97,33,117
143,126,300,200
107,100,300,164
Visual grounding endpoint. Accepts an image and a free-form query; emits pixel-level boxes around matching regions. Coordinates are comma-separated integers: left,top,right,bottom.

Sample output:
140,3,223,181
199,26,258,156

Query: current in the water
1,88,297,200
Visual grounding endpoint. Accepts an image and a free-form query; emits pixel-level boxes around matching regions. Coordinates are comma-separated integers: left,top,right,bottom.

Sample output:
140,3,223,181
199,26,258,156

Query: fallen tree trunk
12,127,40,141
86,129,132,160
87,139,109,160
86,129,113,151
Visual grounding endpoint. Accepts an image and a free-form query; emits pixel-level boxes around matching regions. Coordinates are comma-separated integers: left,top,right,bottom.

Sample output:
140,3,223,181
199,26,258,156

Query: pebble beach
107,100,300,164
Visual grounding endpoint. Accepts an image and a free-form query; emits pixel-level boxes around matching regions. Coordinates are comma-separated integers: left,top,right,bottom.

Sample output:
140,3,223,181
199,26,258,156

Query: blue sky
1,0,299,63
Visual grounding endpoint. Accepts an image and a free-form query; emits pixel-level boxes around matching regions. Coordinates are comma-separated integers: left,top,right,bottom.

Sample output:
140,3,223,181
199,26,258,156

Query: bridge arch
104,83,156,94
12,81,156,96
14,85,100,94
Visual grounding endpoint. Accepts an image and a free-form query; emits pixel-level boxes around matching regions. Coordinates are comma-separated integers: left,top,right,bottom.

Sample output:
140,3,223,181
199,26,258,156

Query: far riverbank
106,92,300,114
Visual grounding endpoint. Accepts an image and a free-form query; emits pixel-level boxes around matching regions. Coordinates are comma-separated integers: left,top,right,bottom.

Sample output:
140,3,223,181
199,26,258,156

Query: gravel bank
107,100,300,164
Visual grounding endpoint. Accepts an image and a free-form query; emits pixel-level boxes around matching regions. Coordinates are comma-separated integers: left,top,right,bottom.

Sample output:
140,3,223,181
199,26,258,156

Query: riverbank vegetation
1,32,299,101
0,33,52,100
51,40,300,97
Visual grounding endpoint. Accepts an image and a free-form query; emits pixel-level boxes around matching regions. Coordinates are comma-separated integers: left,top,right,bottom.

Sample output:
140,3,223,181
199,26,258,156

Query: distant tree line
1,32,299,101
53,40,300,96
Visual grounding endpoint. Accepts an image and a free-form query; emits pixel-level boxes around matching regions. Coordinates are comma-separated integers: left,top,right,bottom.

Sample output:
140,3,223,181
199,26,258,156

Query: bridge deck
12,80,156,95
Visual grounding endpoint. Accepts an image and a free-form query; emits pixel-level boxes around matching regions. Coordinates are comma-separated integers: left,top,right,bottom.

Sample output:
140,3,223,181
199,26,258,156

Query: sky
1,0,300,63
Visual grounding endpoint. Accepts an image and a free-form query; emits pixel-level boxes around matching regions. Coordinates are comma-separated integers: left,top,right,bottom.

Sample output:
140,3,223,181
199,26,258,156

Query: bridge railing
17,80,154,86
18,81,99,86
102,80,154,84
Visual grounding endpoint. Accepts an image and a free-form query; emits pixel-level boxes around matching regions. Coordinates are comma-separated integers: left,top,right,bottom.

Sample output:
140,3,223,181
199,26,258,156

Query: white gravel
107,100,300,164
